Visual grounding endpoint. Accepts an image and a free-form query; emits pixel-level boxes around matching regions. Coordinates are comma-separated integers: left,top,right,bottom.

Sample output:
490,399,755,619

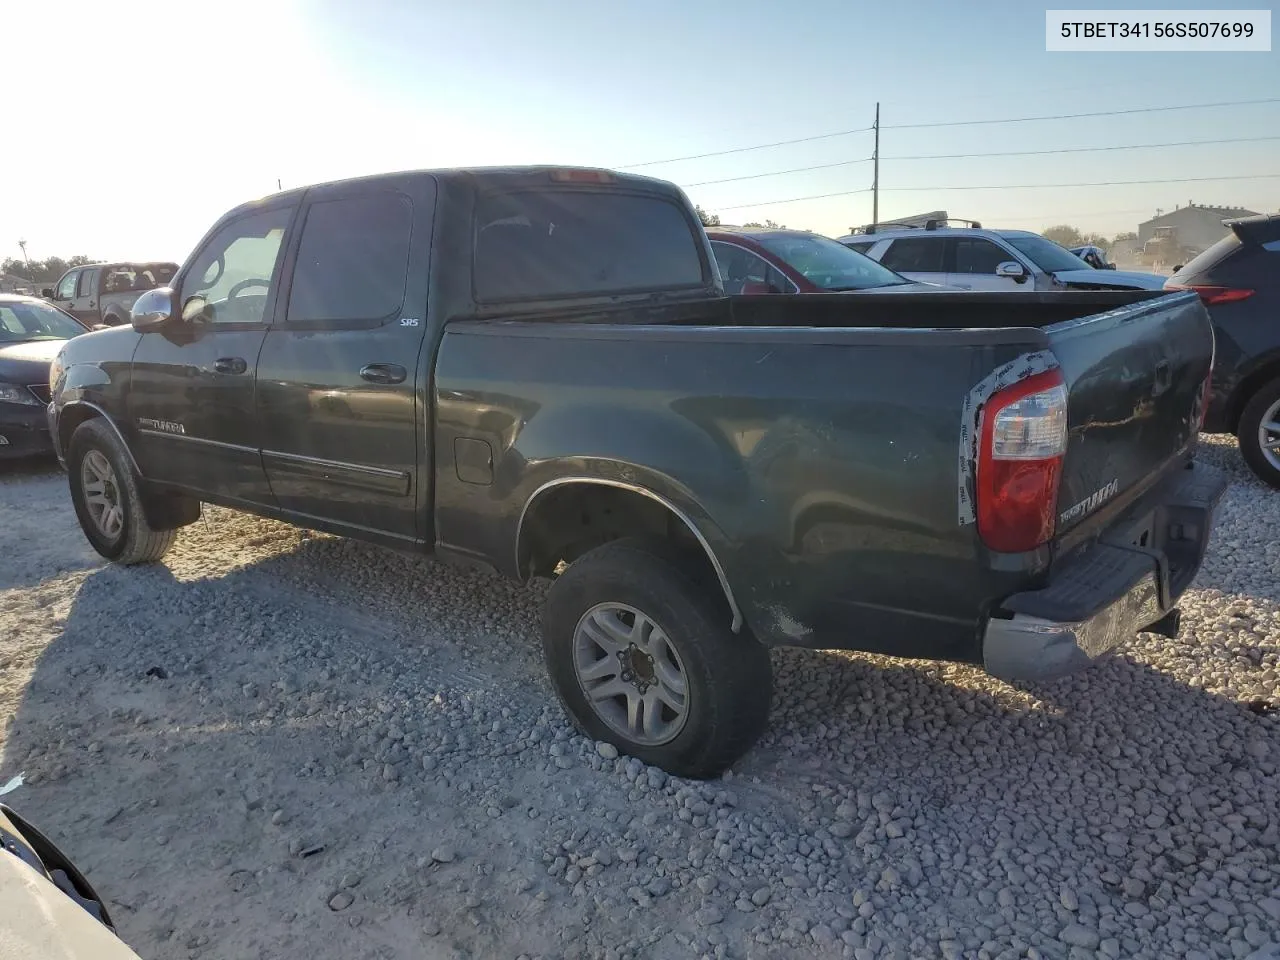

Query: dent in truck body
431,319,1051,658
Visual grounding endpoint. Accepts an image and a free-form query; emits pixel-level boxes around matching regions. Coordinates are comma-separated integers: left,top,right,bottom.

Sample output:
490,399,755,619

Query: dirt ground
1,440,1278,960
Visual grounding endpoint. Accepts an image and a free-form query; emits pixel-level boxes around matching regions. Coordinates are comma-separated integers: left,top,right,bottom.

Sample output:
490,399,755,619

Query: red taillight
549,168,615,184
1166,284,1255,305
977,369,1068,553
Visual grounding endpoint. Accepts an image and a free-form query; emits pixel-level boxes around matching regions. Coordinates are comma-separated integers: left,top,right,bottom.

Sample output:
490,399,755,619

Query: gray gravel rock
3,437,1278,960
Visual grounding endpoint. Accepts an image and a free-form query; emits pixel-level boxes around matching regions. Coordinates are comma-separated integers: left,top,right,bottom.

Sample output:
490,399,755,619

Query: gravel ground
1,436,1279,960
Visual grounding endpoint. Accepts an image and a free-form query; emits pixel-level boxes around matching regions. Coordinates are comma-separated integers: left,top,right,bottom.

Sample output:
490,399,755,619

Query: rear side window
76,269,98,297
879,237,945,273
287,193,413,324
710,241,795,294
844,241,874,254
474,191,704,301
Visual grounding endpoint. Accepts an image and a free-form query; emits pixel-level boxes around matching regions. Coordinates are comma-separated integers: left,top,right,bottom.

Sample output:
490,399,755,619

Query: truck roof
257,165,678,207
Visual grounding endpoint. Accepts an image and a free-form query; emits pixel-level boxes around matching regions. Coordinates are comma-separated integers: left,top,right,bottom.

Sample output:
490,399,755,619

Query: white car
839,223,1166,292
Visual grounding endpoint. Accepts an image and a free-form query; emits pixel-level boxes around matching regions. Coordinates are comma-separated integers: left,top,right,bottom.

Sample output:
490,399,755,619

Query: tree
742,219,785,229
1,255,97,285
1042,225,1111,250
1042,225,1085,248
1112,231,1137,244
694,205,720,228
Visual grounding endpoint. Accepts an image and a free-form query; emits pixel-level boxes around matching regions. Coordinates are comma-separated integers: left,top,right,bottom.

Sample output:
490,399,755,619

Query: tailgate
1047,290,1212,539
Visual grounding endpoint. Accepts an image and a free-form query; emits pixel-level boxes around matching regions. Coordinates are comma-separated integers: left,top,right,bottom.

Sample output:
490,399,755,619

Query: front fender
51,328,141,464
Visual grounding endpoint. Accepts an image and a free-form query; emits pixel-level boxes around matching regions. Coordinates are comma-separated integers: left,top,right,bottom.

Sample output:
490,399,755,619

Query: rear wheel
1237,380,1280,489
67,419,177,563
542,537,772,779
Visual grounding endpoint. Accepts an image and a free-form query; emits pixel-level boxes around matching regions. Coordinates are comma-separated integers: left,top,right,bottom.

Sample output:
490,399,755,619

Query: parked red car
706,227,942,294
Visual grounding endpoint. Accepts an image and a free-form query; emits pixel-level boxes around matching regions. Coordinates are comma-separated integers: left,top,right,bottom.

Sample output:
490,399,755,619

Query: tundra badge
137,417,186,436
1059,478,1119,526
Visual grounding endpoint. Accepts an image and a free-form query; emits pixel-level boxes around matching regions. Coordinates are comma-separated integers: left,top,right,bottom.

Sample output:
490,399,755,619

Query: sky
4,0,1278,265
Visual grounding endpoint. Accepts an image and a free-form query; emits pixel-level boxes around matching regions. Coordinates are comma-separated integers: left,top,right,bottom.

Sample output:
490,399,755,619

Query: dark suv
1166,214,1280,485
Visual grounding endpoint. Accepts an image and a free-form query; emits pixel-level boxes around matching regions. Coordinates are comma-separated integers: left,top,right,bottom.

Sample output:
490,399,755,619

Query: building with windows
1137,203,1260,254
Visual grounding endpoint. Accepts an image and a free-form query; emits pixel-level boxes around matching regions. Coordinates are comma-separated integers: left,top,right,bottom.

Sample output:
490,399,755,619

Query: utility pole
277,178,282,191
871,102,880,229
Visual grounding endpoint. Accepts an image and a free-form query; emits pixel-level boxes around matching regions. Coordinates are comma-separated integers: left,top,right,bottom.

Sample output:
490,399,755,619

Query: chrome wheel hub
572,602,689,746
81,449,124,541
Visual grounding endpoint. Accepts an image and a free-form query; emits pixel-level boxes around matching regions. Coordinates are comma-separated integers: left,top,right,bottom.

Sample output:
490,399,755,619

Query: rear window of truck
473,190,705,301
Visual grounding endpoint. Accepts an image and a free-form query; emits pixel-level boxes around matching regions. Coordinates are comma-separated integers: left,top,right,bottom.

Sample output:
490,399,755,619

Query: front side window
754,234,907,290
879,237,946,273
474,190,704,301
953,238,1014,275
1002,234,1089,273
55,270,79,301
181,206,292,324
286,193,413,324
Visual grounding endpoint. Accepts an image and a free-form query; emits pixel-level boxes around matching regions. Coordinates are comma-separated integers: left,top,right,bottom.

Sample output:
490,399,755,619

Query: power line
685,157,872,188
617,126,873,170
887,134,1280,161
711,173,1280,211
717,188,873,212
620,96,1280,170
883,97,1280,130
684,134,1280,189
888,173,1280,192
995,207,1153,224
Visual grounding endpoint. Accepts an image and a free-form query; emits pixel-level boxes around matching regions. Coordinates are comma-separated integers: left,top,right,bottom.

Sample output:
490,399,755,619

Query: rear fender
514,462,743,632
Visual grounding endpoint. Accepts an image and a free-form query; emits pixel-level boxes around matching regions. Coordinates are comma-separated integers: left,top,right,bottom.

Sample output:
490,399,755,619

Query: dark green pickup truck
47,166,1226,777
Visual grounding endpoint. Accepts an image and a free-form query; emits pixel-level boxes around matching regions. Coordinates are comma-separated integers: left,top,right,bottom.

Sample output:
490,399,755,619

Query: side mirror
41,288,54,299
130,286,177,332
1103,262,1116,269
1172,265,1182,274
739,281,775,296
995,261,1026,278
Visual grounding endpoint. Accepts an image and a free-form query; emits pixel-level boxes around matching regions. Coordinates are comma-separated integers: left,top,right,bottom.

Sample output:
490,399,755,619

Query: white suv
838,224,1166,292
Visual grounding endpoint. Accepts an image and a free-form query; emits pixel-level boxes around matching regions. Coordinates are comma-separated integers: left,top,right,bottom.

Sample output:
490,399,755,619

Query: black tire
1237,379,1280,489
67,419,177,564
542,537,772,779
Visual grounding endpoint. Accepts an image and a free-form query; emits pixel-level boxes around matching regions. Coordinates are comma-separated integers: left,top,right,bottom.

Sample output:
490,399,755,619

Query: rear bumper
983,460,1227,682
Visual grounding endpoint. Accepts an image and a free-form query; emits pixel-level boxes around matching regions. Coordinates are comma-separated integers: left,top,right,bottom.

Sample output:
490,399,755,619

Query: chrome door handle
359,363,406,385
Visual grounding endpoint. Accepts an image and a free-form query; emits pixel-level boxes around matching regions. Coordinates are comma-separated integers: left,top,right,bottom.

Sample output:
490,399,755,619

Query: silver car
839,225,1166,292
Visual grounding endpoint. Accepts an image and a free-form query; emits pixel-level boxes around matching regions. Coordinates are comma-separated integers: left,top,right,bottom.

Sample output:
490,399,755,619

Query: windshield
0,301,86,342
753,234,908,290
1003,234,1092,273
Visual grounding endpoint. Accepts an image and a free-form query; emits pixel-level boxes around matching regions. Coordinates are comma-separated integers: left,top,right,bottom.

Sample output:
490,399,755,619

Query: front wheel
67,419,177,564
1237,379,1280,489
542,538,772,779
